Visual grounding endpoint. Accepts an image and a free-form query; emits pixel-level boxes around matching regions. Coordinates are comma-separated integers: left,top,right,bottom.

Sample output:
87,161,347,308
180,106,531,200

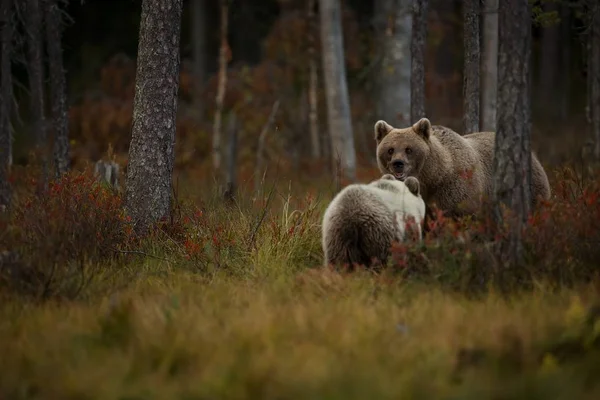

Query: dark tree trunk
481,0,498,132
190,0,206,115
375,0,412,127
591,2,600,159
44,0,70,178
125,0,183,234
410,0,428,123
307,0,320,159
0,0,13,208
25,0,48,184
319,0,356,184
539,1,560,118
492,0,532,267
463,0,480,134
559,3,570,121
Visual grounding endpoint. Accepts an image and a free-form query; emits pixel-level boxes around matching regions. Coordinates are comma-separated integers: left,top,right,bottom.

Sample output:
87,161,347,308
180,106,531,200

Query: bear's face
374,118,432,181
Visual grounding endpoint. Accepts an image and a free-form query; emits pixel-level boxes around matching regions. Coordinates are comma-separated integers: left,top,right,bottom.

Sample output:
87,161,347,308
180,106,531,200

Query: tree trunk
319,0,356,184
190,0,206,115
492,0,532,267
125,0,183,234
559,3,570,121
44,0,70,178
25,0,47,184
481,0,498,132
254,100,279,193
223,112,238,203
375,0,412,127
307,0,320,159
212,0,229,174
539,1,559,118
410,0,428,123
0,0,13,208
463,0,480,134
591,2,600,159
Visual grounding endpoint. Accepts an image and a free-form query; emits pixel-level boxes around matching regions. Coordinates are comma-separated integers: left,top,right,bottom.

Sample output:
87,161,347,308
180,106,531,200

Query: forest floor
1,163,600,400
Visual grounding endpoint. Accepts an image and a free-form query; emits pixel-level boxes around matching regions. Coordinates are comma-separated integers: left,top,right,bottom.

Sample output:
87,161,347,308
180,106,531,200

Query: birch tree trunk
319,0,356,183
307,0,320,159
212,0,229,174
25,0,48,184
410,0,428,123
375,0,412,127
481,0,498,132
125,0,183,234
463,0,480,134
44,0,70,178
190,0,206,115
492,0,532,267
0,0,13,208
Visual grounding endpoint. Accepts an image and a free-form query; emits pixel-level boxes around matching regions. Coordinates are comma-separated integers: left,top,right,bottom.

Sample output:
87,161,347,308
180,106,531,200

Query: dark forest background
8,0,591,185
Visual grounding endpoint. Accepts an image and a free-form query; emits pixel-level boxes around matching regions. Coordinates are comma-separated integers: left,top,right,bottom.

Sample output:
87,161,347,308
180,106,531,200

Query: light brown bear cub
374,118,551,217
322,174,426,269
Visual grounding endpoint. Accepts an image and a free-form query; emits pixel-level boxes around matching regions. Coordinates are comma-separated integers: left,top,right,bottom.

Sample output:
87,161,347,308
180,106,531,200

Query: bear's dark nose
391,160,404,171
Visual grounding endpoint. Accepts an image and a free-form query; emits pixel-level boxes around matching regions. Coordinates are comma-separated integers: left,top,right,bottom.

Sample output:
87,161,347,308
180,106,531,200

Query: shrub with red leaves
2,170,133,299
385,167,600,292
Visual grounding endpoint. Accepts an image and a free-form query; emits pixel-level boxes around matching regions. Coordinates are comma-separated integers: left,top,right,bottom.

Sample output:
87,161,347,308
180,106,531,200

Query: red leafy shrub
1,170,133,299
386,168,600,293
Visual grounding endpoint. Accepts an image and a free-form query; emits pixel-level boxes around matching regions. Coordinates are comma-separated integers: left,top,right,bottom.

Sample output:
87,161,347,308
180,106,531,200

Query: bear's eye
387,148,394,155
405,147,413,155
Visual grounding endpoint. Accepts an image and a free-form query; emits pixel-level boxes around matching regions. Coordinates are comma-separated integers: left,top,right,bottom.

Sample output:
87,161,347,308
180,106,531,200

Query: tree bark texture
44,0,70,178
25,0,48,183
0,0,13,207
481,0,498,132
463,0,480,134
319,0,356,182
539,1,559,117
212,0,229,173
375,0,412,127
492,0,532,267
125,0,183,234
591,2,600,159
307,0,320,159
410,0,428,123
190,0,206,114
559,3,570,121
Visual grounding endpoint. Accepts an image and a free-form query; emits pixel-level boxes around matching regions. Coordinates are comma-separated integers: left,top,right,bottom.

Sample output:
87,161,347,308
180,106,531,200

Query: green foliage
530,0,562,28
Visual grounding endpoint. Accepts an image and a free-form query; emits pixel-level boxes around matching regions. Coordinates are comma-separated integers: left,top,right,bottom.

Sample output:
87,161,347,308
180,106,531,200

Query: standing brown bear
374,118,551,217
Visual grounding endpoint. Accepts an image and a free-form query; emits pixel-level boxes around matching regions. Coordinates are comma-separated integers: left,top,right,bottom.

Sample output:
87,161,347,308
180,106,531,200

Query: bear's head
377,173,422,198
374,118,432,181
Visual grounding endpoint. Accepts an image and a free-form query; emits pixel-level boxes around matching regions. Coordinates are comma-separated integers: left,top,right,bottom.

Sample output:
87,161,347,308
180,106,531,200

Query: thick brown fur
374,118,551,217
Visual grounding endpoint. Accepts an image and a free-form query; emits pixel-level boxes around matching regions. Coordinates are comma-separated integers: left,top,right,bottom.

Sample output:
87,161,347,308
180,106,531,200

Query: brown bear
373,118,551,217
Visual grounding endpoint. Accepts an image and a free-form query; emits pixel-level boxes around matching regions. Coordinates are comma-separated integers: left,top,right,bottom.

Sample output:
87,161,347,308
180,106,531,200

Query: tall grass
0,164,599,399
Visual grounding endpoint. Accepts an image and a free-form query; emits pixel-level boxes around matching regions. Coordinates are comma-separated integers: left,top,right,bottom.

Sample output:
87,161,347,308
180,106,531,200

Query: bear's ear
412,118,431,140
404,176,420,196
374,120,393,143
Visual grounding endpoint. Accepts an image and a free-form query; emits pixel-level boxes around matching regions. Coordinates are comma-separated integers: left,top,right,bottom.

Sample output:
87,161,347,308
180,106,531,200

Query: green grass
1,170,600,399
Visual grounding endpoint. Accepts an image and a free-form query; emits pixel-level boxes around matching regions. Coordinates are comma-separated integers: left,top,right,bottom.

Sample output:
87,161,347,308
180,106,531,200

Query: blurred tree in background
1,0,597,189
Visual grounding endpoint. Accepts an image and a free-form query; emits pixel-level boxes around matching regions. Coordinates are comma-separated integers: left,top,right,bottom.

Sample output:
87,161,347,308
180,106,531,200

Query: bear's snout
391,160,405,172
